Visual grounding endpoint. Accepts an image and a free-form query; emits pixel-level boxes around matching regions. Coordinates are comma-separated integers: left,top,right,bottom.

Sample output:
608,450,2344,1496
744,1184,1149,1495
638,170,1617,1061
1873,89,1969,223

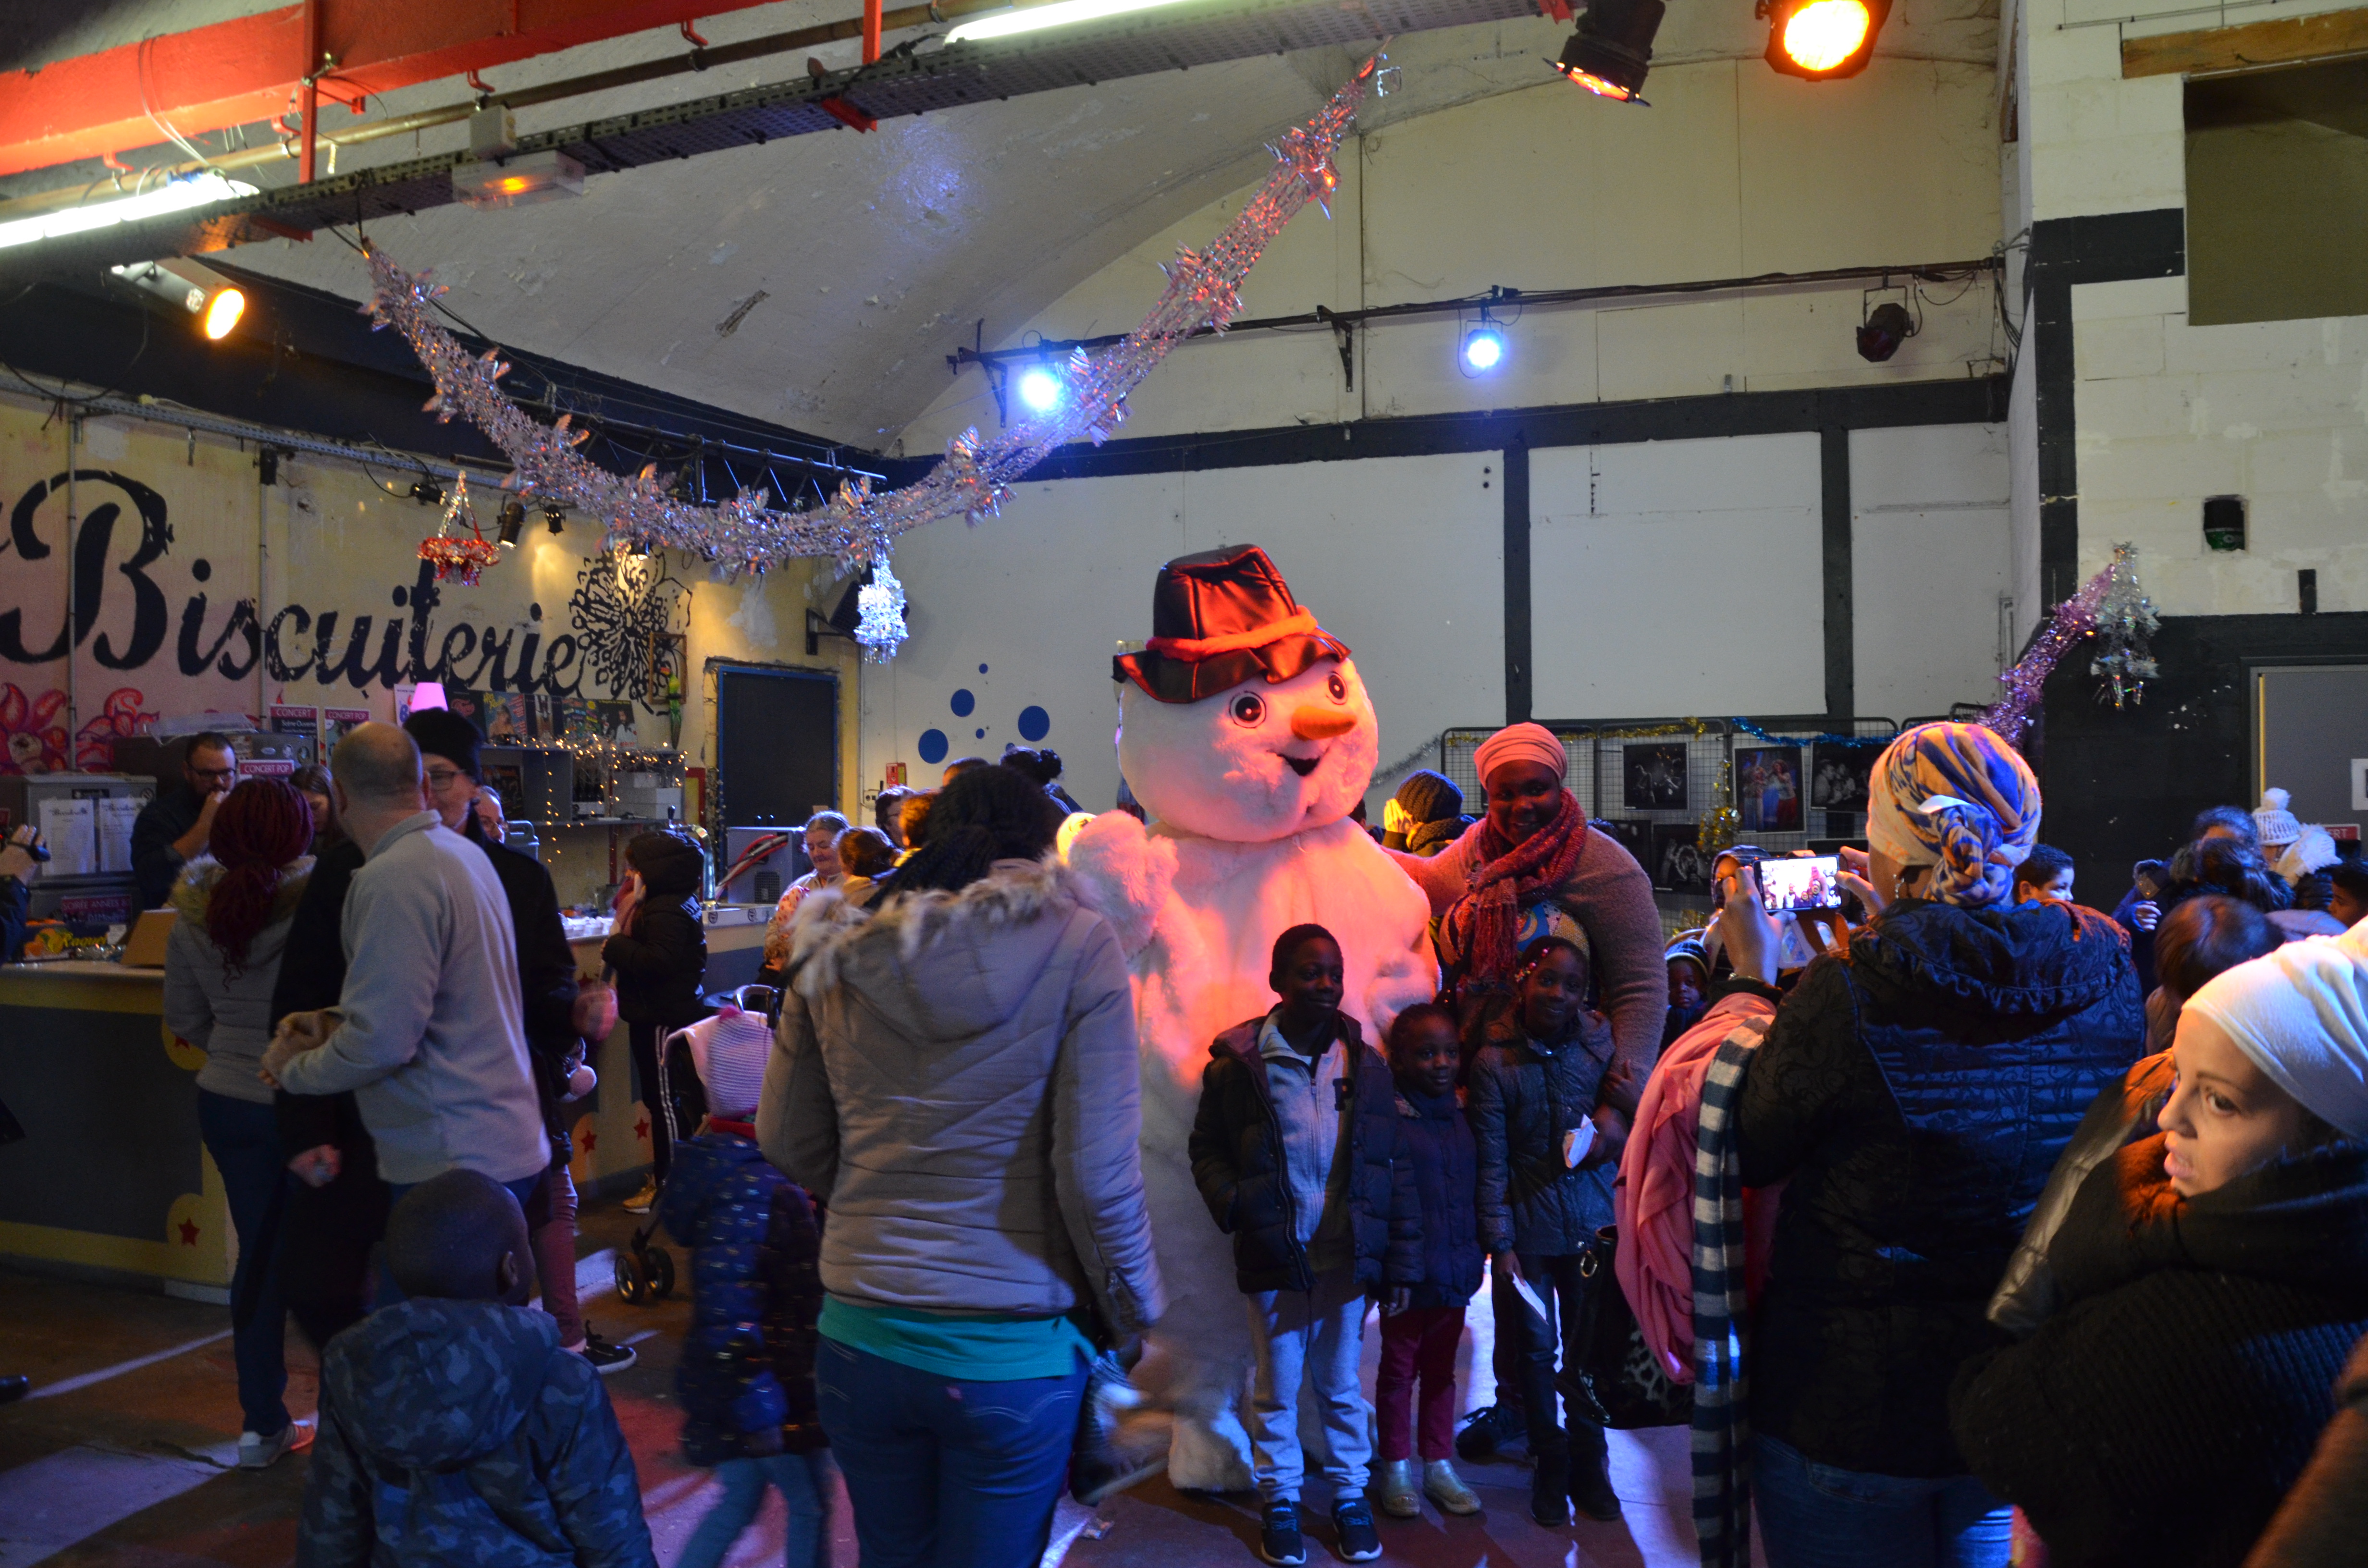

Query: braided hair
205,778,313,973
891,764,1063,895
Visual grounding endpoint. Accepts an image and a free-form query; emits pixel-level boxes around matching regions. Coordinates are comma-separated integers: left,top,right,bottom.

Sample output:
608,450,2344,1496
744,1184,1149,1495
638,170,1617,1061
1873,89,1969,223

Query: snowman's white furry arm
1064,810,1175,959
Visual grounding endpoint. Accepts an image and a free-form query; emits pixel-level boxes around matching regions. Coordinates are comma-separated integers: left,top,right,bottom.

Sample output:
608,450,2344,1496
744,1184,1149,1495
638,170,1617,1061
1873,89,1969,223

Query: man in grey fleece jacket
263,724,547,1193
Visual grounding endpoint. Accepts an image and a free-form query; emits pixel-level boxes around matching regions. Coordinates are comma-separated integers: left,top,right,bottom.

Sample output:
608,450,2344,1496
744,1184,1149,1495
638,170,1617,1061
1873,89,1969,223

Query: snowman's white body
1068,654,1435,1491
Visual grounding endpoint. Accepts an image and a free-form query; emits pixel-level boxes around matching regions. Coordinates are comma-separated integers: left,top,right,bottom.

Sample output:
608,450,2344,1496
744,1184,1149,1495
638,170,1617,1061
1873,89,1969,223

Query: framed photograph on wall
1811,744,1876,813
1597,816,1652,869
1624,743,1690,811
1652,821,1712,892
1738,745,1804,833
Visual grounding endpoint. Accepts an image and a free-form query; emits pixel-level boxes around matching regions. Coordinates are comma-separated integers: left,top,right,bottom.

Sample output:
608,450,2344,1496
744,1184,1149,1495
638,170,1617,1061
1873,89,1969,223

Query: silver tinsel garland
358,55,1382,659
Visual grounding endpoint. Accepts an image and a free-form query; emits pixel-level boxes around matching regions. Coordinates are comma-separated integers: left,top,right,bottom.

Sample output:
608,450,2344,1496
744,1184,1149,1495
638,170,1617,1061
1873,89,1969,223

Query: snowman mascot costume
1067,544,1436,1493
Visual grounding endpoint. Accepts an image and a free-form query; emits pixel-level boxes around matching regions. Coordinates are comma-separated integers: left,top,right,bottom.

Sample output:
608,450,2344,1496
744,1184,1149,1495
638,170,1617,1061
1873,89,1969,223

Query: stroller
614,982,778,1305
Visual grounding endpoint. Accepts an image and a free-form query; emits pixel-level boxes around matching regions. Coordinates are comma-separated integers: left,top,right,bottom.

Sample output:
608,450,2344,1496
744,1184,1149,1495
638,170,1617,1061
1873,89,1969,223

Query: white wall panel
1850,424,2014,722
1529,436,1825,721
857,453,1503,813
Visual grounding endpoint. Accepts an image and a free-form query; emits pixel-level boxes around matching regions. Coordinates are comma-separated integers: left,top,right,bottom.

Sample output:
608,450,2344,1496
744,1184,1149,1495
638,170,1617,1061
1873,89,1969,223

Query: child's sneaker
1455,1401,1524,1462
237,1418,314,1470
572,1326,637,1375
1256,1501,1306,1566
620,1179,659,1214
1331,1499,1382,1563
1374,1458,1420,1518
1423,1458,1482,1515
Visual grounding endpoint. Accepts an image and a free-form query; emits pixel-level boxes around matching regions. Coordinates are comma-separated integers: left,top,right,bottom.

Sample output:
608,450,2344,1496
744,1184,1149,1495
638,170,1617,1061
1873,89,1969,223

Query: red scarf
1443,789,1589,986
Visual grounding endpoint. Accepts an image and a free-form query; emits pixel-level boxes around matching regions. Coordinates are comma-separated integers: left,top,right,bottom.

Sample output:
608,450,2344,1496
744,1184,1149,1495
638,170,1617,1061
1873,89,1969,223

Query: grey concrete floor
0,1198,1706,1568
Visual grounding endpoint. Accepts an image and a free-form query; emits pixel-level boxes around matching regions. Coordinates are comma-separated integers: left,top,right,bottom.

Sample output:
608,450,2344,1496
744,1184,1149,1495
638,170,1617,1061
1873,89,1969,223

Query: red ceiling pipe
863,0,884,63
0,0,789,180
298,0,322,185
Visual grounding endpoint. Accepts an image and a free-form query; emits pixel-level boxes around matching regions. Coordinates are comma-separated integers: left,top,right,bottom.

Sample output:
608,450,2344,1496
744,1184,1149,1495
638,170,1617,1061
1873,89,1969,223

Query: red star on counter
634,1116,650,1142
176,1218,200,1246
580,1128,597,1152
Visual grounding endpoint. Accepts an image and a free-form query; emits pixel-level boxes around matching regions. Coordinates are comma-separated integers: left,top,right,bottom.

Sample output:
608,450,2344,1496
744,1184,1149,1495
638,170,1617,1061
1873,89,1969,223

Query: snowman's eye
1326,672,1347,703
1229,692,1267,727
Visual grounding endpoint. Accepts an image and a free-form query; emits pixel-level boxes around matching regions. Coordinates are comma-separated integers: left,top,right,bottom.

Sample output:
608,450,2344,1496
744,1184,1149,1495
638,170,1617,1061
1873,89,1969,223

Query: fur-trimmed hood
168,855,314,927
788,855,1087,1043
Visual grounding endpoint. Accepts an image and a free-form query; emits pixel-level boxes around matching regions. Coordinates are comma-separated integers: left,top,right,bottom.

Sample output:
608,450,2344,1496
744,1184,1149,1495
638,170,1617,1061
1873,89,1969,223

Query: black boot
1529,1441,1570,1527
1567,1424,1621,1522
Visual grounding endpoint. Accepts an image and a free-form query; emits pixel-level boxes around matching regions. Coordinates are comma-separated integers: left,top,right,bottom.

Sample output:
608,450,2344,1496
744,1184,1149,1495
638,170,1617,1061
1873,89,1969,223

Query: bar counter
0,914,767,1295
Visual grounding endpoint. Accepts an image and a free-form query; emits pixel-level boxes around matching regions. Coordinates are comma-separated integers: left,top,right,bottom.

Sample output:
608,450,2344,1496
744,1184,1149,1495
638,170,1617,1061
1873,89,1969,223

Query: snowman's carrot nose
1291,706,1357,741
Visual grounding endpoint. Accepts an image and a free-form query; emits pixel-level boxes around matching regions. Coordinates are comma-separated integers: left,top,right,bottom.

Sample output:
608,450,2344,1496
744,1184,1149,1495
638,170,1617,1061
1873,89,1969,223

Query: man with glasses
133,732,238,908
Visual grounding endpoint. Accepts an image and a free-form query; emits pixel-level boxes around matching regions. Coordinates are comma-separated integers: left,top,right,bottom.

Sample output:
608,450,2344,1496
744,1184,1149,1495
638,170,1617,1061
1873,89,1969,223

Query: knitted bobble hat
2254,788,2303,851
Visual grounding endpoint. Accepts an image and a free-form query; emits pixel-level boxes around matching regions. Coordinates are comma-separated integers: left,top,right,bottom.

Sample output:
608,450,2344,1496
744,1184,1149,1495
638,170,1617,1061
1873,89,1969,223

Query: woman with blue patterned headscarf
1714,722,2145,1568
1864,722,2044,909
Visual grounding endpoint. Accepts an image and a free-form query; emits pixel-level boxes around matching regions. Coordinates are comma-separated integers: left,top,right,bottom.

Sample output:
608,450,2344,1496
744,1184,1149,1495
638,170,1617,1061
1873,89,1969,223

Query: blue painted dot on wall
917,729,949,764
979,663,989,674
975,728,986,739
950,688,975,718
1017,705,1050,742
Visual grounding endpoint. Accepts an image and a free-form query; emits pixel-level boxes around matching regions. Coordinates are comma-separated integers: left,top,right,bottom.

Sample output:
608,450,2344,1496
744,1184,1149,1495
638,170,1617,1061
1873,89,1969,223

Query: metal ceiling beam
0,0,1537,288
0,0,792,179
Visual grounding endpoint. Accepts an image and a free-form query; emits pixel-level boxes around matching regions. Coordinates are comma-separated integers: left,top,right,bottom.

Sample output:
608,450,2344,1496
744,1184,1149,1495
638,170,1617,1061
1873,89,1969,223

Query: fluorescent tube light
0,172,258,252
946,0,1201,44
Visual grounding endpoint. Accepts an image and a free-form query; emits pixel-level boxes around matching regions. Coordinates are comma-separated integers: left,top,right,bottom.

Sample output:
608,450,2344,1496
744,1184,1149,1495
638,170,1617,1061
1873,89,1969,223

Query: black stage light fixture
257,448,279,486
1762,0,1890,79
105,257,247,340
1553,0,1666,102
497,499,527,548
544,505,567,536
1857,300,1917,362
410,478,444,506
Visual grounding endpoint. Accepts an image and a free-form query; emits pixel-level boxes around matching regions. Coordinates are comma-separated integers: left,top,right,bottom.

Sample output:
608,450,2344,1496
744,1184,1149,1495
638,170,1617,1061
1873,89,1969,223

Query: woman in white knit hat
1952,928,2368,1568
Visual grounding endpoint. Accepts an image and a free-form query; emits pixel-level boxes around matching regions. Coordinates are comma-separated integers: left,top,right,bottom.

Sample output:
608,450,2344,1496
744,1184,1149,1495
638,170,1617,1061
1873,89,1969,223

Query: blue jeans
678,1450,835,1568
1247,1263,1373,1504
196,1090,290,1437
1753,1434,2013,1568
814,1336,1087,1568
374,1172,546,1309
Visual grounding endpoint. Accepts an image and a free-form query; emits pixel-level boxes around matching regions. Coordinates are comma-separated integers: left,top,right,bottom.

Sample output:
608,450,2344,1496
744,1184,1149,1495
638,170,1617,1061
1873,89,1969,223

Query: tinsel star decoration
356,53,1385,655
2088,543,2159,710
418,472,501,586
1699,759,1739,853
1980,544,2159,747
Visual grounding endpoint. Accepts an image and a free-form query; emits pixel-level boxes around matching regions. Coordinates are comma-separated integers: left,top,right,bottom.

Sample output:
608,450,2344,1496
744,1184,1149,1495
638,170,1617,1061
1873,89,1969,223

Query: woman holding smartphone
1724,723,2147,1568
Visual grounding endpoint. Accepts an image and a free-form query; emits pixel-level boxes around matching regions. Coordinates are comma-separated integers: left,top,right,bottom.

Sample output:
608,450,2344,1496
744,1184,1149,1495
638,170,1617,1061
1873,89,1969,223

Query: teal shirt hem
817,1297,1094,1382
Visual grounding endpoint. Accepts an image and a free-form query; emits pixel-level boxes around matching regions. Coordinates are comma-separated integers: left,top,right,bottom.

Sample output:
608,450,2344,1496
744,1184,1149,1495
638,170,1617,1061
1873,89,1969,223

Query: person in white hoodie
262,723,547,1253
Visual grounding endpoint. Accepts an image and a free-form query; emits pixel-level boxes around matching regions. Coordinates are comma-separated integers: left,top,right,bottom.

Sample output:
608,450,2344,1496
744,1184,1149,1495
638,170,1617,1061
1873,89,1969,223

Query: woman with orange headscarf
162,777,315,1469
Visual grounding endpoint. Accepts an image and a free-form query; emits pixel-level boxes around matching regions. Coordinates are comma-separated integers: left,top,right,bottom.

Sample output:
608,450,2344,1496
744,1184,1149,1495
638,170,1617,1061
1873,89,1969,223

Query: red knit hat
1113,544,1350,704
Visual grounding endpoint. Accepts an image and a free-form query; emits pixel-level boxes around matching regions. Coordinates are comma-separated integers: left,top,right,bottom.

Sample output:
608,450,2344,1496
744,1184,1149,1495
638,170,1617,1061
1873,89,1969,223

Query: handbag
1559,1224,1692,1429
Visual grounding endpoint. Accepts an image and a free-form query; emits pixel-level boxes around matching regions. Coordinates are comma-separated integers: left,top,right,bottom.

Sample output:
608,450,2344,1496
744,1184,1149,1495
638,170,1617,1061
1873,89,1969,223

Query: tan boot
1376,1458,1421,1518
1424,1458,1482,1516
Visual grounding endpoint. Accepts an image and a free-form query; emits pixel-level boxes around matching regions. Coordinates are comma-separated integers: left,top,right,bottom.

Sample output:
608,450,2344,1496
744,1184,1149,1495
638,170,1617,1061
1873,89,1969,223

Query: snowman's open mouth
1283,754,1320,778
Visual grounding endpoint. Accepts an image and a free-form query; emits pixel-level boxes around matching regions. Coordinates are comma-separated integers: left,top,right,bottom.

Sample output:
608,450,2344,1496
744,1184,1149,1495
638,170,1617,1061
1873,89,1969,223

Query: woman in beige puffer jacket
758,764,1163,1568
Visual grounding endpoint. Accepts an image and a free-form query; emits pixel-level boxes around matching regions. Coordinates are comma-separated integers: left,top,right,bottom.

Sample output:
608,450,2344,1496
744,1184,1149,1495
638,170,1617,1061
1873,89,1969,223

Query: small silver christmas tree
2089,542,2159,709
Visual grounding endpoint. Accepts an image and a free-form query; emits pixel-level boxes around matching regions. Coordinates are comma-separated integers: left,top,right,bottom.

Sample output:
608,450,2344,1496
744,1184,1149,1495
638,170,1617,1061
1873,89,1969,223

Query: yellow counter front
0,911,769,1292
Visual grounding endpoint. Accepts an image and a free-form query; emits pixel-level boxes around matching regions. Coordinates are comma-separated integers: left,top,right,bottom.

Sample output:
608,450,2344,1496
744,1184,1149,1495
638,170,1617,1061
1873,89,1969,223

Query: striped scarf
1691,1026,1764,1568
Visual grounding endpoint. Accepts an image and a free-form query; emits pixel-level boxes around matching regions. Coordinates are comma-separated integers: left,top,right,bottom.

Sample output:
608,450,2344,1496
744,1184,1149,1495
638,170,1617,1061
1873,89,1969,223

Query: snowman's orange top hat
1114,544,1351,704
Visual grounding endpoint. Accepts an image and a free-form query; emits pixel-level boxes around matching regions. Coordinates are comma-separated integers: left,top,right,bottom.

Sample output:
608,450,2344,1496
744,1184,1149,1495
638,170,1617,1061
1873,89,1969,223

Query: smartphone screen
1760,855,1843,914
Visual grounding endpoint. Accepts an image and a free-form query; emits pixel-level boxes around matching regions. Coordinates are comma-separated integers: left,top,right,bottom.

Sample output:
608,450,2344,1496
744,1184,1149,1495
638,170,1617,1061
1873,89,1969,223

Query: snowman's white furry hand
1065,810,1175,958
1363,948,1439,1043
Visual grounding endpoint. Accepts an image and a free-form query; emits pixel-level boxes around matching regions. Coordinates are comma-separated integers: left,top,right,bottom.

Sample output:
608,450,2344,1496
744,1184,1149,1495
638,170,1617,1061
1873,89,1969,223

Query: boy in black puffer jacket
1468,934,1630,1529
1190,924,1421,1568
604,829,708,1209
661,1023,830,1568
299,1172,654,1568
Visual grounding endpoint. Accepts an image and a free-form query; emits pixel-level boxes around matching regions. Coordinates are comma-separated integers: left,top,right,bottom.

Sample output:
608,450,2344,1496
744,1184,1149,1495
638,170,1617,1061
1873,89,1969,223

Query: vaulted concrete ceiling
0,0,1997,450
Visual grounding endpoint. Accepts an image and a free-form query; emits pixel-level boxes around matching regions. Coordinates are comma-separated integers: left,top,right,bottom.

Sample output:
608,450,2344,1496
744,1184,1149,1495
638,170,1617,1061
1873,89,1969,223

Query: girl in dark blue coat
1373,1004,1486,1521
